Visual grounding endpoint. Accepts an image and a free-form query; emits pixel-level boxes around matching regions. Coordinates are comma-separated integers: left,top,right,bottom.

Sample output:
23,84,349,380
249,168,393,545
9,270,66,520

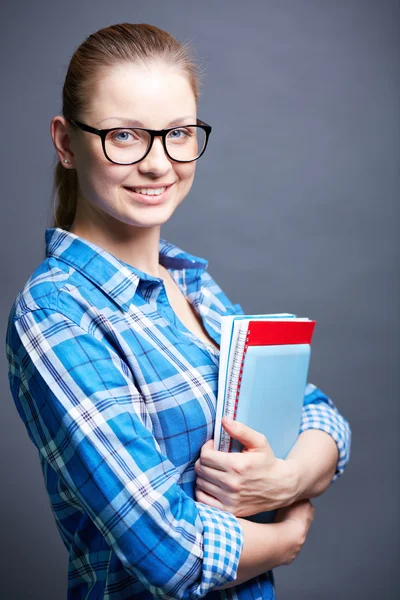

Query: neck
69,200,164,278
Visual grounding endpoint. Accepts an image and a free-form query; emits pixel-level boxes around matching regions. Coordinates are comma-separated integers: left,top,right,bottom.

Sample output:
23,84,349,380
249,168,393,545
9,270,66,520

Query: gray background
1,1,399,598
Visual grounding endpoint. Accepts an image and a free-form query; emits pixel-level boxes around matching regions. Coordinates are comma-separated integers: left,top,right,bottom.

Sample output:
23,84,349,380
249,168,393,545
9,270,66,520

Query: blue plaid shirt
6,227,351,599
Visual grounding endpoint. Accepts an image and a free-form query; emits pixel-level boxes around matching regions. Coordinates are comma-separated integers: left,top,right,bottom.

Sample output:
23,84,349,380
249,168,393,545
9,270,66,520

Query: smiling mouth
123,184,174,204
124,183,174,196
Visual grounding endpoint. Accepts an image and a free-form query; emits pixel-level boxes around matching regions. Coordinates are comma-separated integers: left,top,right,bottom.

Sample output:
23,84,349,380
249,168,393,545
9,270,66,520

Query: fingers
198,443,229,471
195,476,222,498
195,487,224,510
194,458,231,486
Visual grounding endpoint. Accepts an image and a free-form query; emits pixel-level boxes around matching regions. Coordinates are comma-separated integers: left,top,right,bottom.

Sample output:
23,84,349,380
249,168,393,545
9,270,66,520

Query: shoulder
8,255,100,327
5,255,117,375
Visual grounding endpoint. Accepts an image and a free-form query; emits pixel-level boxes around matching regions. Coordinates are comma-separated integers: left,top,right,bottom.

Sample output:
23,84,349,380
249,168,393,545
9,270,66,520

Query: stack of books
213,313,316,523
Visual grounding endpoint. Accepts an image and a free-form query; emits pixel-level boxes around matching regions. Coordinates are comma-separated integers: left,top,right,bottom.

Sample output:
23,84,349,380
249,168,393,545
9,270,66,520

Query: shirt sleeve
299,382,352,483
9,307,244,599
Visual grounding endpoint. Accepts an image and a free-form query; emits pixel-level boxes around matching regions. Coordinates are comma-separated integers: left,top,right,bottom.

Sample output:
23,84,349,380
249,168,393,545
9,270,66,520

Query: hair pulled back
52,23,202,231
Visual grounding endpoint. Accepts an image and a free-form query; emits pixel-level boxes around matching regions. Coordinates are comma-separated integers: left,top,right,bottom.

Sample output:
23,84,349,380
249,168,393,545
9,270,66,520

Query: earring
63,159,69,163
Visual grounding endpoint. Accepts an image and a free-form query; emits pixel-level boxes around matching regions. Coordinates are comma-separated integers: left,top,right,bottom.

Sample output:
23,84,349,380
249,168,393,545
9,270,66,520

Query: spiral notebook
213,313,316,523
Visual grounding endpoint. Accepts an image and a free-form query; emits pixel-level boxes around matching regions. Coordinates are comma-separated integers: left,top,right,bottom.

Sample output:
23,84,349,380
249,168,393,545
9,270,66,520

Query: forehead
86,62,197,127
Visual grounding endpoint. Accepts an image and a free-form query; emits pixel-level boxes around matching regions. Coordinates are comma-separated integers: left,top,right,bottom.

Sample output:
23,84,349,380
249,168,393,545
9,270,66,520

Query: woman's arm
217,519,289,590
215,499,316,590
8,306,245,599
288,382,352,499
286,429,338,500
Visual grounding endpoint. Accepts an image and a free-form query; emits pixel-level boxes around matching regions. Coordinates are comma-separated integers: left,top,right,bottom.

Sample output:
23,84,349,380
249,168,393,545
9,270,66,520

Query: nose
138,135,172,174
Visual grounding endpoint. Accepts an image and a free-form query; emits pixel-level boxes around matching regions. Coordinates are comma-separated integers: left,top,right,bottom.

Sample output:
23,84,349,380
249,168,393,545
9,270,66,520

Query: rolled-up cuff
194,501,244,596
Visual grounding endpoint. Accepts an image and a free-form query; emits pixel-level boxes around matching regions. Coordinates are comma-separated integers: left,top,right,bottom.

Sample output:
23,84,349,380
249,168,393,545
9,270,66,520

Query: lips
124,183,173,205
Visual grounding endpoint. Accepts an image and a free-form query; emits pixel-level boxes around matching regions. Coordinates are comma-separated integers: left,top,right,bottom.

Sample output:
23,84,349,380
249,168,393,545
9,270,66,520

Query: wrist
283,458,303,503
274,520,300,566
252,520,296,570
275,458,302,506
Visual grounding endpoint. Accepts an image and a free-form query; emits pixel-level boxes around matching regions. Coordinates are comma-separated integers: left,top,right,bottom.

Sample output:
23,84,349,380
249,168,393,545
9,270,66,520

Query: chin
118,204,179,229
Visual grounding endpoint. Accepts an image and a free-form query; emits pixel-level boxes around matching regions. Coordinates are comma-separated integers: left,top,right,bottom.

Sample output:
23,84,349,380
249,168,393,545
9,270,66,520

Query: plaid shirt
6,227,351,600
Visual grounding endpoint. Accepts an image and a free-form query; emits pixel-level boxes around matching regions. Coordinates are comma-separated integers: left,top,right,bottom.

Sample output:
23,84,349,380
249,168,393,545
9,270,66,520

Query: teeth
133,187,166,196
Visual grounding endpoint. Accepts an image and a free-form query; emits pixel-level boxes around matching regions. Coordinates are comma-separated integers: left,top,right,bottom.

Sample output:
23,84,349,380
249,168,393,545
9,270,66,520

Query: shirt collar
45,227,208,311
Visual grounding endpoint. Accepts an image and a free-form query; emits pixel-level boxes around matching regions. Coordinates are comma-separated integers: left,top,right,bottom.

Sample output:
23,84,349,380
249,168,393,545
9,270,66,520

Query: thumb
221,416,273,452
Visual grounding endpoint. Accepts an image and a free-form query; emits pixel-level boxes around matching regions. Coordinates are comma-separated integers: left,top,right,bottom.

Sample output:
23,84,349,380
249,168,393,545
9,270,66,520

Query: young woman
5,23,351,599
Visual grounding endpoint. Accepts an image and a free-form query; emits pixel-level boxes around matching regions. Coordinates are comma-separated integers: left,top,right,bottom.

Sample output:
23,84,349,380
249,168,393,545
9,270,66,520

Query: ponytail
52,160,78,230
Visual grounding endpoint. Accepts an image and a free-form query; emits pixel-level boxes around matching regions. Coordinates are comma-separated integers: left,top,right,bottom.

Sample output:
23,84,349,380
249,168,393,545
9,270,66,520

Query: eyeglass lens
104,126,206,164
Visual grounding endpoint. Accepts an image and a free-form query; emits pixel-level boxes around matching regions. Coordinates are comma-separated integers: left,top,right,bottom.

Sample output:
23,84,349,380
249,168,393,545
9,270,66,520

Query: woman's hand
274,499,316,565
194,417,300,517
214,500,316,591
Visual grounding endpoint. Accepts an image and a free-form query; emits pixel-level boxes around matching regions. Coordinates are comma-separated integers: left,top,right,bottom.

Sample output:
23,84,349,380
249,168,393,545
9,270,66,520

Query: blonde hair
51,23,203,231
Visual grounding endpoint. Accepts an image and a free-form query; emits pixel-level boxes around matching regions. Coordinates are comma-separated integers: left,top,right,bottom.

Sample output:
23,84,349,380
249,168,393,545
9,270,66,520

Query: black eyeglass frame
65,117,212,165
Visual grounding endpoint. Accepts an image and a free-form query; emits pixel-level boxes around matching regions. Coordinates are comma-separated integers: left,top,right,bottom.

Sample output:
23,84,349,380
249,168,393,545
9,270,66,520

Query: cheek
177,163,196,186
76,166,117,212
83,154,132,198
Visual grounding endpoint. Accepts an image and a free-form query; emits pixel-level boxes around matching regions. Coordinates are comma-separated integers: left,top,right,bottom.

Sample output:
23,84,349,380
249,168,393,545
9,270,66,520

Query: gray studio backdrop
1,1,399,599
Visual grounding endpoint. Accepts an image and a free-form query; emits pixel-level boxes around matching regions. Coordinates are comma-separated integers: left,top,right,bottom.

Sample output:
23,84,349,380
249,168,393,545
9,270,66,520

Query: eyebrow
96,115,196,127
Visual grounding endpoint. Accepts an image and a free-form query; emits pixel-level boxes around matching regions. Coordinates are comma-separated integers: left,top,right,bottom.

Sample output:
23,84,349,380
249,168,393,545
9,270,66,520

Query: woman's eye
113,130,134,142
169,128,189,139
167,128,197,143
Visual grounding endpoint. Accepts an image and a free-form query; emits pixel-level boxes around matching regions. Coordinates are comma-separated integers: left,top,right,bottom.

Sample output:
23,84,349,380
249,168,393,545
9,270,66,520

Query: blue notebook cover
230,343,311,457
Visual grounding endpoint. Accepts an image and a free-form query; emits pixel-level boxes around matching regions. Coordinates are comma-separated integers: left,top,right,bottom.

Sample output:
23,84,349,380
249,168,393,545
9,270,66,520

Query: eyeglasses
65,117,212,165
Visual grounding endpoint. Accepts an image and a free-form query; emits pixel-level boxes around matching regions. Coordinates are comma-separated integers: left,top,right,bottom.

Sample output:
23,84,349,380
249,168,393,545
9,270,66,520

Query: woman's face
58,62,198,231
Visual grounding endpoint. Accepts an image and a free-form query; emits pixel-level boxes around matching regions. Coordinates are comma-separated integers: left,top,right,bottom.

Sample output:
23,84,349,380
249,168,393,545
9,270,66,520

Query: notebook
213,313,316,523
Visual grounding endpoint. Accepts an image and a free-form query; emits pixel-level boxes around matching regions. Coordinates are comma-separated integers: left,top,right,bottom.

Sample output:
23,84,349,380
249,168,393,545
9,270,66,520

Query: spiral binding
220,325,251,452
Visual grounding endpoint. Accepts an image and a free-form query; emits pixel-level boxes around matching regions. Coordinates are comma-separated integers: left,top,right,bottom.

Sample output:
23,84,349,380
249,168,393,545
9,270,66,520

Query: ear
50,115,75,167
